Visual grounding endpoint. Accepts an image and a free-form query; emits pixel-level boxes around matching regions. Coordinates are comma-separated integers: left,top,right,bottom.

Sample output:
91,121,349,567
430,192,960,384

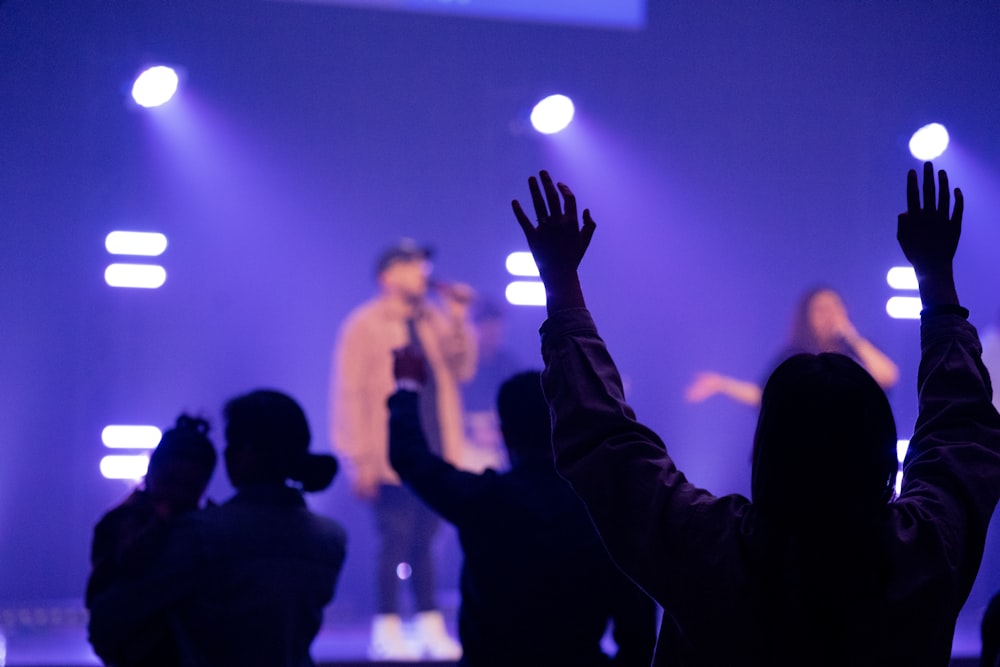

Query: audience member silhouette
86,414,216,667
511,163,1000,666
87,389,347,667
685,285,899,407
984,590,1000,667
388,349,657,666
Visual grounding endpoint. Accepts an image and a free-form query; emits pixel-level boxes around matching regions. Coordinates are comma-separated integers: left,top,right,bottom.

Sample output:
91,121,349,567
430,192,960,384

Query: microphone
430,280,475,305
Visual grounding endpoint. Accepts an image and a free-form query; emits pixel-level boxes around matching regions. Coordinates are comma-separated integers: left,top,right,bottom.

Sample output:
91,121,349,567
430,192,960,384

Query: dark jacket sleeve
539,308,751,606
895,312,1000,596
388,389,495,526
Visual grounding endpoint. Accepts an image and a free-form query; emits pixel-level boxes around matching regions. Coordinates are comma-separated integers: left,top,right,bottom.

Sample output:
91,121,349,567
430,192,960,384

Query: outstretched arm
684,371,762,407
512,170,595,315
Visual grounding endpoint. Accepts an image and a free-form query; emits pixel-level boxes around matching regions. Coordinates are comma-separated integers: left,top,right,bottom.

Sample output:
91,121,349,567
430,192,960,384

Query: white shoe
413,610,463,660
369,613,422,661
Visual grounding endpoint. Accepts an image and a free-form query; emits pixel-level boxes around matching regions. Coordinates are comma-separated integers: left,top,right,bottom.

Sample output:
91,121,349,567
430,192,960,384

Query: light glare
886,296,922,320
100,454,150,480
101,425,163,450
105,231,168,257
505,252,539,277
530,94,575,134
897,439,910,463
105,264,167,289
505,281,546,306
131,66,179,108
886,266,918,291
908,123,950,161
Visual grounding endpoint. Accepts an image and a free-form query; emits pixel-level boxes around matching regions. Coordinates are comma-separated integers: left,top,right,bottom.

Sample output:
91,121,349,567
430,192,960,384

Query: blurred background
2,0,999,662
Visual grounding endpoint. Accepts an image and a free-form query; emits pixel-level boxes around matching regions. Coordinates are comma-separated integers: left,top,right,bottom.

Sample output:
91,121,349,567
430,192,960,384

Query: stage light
908,123,949,161
505,251,539,277
100,454,150,480
886,266,917,291
101,425,162,449
131,66,179,108
530,94,575,134
897,439,909,463
396,562,412,580
505,281,546,306
105,231,168,256
886,296,922,319
104,263,167,289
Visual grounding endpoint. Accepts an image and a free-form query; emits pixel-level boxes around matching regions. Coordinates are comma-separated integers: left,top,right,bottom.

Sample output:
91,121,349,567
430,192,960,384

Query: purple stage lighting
530,94,575,134
908,123,949,161
131,66,180,108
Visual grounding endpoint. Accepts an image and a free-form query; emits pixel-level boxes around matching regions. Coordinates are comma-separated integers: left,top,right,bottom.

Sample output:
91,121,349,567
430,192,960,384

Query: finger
938,169,950,217
906,169,919,215
558,182,577,221
528,176,548,222
540,170,563,220
581,209,597,255
922,161,935,212
511,200,535,238
896,212,908,245
953,187,964,236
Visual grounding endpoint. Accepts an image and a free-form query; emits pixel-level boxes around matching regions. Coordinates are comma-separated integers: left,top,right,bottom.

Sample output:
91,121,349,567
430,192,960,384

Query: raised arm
387,345,493,526
684,371,762,407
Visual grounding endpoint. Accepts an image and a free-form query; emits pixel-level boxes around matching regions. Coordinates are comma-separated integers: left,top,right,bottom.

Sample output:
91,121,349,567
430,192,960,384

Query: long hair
750,353,898,659
787,286,839,354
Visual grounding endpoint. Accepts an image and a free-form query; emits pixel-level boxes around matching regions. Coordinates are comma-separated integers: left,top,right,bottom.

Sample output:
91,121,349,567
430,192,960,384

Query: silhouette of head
751,353,897,528
146,414,216,516
223,389,338,492
496,371,551,464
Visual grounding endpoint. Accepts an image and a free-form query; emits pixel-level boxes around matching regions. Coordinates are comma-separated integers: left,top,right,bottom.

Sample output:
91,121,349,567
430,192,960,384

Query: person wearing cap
87,389,347,666
329,238,475,660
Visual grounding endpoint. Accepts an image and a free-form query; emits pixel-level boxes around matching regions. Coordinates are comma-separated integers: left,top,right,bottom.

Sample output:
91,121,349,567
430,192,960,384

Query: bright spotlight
908,123,949,161
530,94,575,134
131,66,179,108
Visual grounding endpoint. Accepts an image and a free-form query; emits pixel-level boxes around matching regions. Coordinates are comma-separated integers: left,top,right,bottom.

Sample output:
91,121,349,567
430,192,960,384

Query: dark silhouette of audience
984,590,1000,667
87,389,347,666
388,347,658,666
86,414,217,667
511,163,1000,665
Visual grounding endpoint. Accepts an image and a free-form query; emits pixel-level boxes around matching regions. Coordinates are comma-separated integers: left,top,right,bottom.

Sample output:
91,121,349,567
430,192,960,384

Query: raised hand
511,171,595,312
897,161,963,278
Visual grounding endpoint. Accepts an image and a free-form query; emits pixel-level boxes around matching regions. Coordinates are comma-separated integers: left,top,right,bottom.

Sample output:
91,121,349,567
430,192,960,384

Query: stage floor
0,599,987,666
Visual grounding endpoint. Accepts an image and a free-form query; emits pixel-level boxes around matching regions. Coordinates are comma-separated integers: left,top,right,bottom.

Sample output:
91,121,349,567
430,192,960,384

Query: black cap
375,238,433,276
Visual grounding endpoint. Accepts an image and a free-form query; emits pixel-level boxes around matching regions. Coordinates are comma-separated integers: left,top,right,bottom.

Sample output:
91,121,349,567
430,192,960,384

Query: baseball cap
374,238,434,276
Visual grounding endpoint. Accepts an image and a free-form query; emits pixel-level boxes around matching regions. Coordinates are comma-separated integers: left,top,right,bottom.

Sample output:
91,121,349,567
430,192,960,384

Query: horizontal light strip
100,454,150,480
104,263,166,289
505,281,545,306
101,425,162,450
505,252,539,277
886,296,922,320
886,266,918,291
105,231,168,257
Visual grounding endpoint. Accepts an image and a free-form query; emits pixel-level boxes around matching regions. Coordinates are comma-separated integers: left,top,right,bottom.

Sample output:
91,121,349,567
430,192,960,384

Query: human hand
352,467,380,501
434,281,475,319
897,161,963,280
393,345,428,386
511,170,596,289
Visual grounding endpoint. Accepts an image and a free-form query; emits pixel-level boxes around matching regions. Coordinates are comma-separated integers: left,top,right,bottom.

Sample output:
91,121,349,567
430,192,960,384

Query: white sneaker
369,613,422,661
413,610,463,660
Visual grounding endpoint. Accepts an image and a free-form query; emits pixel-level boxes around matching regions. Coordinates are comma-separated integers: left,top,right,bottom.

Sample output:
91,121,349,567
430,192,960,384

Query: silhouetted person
86,414,217,667
510,163,1000,666
389,351,658,667
88,389,347,666
685,285,899,407
984,590,1000,667
329,238,472,659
